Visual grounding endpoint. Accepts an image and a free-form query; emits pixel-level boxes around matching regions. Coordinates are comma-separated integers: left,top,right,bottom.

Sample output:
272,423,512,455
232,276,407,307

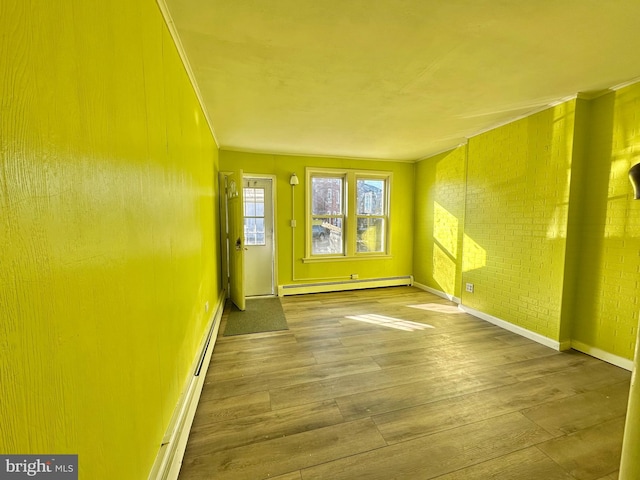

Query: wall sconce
289,173,299,186
629,163,640,199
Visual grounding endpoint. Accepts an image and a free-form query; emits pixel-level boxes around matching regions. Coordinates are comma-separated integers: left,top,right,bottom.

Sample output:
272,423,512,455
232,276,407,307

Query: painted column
619,328,640,478
621,165,640,478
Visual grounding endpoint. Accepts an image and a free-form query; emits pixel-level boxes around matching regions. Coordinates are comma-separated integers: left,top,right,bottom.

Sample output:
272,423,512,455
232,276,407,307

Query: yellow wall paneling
1,1,223,478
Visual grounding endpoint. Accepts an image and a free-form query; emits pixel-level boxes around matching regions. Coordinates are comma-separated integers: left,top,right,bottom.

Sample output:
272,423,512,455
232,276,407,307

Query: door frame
243,173,278,297
218,172,231,297
219,172,278,299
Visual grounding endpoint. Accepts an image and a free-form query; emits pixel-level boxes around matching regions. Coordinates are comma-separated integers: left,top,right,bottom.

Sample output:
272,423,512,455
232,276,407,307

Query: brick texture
415,92,640,360
463,102,576,340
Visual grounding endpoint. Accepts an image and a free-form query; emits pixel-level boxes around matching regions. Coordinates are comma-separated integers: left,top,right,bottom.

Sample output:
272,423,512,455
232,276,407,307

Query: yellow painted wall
220,151,414,286
413,146,467,298
555,98,591,346
415,92,640,360
0,1,221,479
571,84,640,360
415,102,578,343
463,102,576,341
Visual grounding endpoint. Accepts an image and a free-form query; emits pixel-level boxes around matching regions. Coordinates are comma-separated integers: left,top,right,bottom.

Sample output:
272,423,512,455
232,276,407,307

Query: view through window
311,176,344,255
308,169,389,257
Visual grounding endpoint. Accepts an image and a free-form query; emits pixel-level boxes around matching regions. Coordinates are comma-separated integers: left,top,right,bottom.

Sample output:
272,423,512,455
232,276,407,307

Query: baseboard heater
148,294,225,480
278,275,413,296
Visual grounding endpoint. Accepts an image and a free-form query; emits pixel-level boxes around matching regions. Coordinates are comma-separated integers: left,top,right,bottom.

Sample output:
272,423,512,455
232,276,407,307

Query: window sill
302,254,392,264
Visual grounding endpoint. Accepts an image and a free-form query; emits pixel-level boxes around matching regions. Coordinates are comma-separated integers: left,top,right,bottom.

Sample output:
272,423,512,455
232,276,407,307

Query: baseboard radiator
148,294,225,480
278,275,413,296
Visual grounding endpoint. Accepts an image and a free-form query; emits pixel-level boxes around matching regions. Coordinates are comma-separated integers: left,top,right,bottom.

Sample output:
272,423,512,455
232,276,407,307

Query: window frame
305,167,391,261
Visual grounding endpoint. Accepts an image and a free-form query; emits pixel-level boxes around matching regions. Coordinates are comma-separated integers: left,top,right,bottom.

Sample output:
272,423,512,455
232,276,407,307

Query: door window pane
244,187,266,246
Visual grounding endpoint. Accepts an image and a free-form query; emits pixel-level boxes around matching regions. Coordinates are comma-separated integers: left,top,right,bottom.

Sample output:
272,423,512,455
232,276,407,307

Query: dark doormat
223,297,289,336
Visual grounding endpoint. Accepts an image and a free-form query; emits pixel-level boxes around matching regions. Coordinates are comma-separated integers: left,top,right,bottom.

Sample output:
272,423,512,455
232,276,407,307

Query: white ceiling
164,0,640,161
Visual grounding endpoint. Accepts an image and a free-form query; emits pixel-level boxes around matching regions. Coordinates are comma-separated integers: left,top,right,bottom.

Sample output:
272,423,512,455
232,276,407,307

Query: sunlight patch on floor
345,314,434,331
407,303,463,314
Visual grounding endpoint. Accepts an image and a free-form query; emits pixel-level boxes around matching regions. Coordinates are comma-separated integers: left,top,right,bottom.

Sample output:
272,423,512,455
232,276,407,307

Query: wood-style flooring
178,286,631,480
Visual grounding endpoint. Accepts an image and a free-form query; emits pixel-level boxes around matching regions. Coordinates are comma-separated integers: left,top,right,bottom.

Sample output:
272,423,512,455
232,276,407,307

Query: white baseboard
416,286,634,370
558,340,573,351
459,305,633,370
571,340,634,371
414,285,582,353
412,282,461,304
148,293,226,480
458,304,562,351
278,276,413,296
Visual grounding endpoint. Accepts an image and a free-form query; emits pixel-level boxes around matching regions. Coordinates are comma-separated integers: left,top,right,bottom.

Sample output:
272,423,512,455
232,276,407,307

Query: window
244,187,265,245
310,176,344,255
356,178,386,253
306,169,390,258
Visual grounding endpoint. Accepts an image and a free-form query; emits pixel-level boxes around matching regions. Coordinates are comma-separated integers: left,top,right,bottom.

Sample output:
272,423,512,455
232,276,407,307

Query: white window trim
304,167,391,260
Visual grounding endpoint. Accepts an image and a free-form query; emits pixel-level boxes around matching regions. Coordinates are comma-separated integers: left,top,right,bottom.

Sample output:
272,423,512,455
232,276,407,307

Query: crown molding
156,0,220,148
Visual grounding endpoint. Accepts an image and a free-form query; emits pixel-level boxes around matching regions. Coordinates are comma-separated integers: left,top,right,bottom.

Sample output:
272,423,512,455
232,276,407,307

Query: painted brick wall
462,102,577,341
415,91,640,361
414,146,467,298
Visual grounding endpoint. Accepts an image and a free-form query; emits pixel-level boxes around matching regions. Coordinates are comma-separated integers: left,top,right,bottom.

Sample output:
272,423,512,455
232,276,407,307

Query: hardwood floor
178,287,631,480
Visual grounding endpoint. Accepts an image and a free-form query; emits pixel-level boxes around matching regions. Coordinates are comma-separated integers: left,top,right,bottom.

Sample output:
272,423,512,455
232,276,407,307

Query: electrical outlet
465,283,474,293
290,219,297,227
351,274,359,279
205,301,209,313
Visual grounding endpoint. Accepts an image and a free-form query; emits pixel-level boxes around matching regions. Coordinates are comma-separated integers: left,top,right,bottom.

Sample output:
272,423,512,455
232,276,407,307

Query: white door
227,171,245,310
243,177,275,296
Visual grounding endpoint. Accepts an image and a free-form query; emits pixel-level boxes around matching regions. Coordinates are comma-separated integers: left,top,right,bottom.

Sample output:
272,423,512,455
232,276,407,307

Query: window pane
312,177,343,215
244,217,267,246
357,179,385,215
311,218,343,255
243,187,266,245
244,188,256,216
244,218,255,245
255,188,265,216
357,217,385,253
